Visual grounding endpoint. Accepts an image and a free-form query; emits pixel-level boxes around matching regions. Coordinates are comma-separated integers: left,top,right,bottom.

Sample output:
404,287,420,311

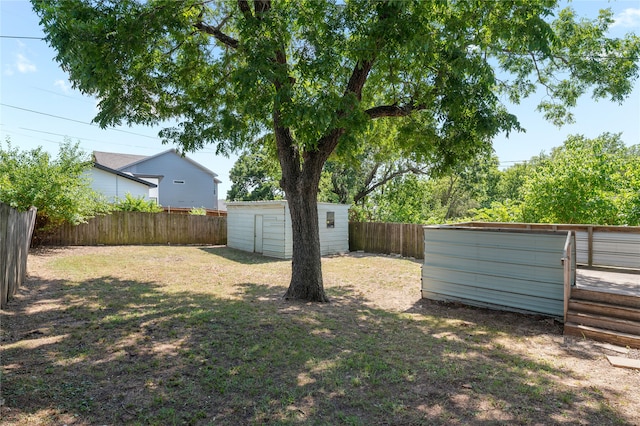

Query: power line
0,35,44,40
1,128,65,146
16,127,178,151
0,103,161,140
30,86,95,104
2,125,221,157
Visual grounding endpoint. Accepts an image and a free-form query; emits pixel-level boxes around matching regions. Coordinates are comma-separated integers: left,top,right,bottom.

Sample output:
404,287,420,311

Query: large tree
33,0,640,301
228,126,430,206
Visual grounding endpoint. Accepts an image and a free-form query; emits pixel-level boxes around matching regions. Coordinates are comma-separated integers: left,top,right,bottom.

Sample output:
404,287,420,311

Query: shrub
189,207,207,215
112,193,163,213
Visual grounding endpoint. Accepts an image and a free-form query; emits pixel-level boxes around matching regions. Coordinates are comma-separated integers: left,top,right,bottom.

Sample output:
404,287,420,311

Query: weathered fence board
41,212,227,246
349,222,424,259
1,202,37,308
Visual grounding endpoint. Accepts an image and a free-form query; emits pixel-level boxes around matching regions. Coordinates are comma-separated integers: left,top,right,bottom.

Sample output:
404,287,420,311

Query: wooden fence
41,211,227,246
1,202,37,308
349,222,424,259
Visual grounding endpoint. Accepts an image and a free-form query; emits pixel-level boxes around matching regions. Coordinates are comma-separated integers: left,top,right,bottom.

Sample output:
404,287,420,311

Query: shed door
254,215,263,254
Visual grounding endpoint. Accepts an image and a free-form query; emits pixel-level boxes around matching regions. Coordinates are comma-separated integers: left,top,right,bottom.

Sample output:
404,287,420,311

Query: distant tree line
228,132,640,226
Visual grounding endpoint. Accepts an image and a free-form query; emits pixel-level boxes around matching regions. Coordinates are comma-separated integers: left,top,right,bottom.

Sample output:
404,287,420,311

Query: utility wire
0,103,160,140
0,104,221,153
17,127,151,148
16,127,219,153
30,86,95,103
0,35,44,40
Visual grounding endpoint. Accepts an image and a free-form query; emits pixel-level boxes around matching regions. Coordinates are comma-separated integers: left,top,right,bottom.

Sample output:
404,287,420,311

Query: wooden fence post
1,203,37,308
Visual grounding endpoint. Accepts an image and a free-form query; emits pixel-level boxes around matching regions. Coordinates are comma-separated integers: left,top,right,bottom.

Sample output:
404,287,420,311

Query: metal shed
422,224,576,318
226,200,350,259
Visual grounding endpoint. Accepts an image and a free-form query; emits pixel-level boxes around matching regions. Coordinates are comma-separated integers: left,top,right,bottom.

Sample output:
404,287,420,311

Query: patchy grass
1,246,638,425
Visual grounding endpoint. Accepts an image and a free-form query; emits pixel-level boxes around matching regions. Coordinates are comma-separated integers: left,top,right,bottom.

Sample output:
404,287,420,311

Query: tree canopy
33,0,640,301
521,133,640,225
227,135,284,201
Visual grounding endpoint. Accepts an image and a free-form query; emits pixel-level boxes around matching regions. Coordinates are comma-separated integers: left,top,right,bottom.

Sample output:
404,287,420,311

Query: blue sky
1,0,639,198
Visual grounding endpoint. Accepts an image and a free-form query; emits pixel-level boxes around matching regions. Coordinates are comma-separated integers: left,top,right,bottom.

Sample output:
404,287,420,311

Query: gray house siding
120,151,218,209
422,226,571,318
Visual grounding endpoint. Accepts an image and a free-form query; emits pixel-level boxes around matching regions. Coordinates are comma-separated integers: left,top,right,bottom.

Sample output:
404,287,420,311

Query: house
92,149,221,209
89,163,157,202
226,200,349,259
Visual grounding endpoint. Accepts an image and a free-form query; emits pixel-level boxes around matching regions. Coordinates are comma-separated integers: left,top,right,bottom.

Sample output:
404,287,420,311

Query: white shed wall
227,202,287,257
317,203,350,256
227,201,349,259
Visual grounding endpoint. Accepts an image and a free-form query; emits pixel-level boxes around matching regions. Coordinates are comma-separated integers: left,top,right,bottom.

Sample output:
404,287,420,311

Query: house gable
122,149,219,179
93,149,220,209
118,150,219,209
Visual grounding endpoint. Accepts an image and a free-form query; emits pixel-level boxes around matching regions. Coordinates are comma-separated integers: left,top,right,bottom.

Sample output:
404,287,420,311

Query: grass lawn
1,246,639,425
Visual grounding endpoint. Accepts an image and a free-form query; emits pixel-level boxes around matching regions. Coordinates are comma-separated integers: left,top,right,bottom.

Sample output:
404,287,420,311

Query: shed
226,201,349,259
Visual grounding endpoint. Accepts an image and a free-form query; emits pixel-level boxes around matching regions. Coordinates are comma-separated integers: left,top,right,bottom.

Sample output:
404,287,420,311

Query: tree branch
530,52,554,95
312,4,404,165
194,19,239,49
238,0,252,19
254,0,271,17
365,103,427,119
345,58,376,101
353,163,428,204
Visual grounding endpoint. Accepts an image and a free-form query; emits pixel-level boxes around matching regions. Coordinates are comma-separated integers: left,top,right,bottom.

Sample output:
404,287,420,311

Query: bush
189,207,207,215
112,193,163,213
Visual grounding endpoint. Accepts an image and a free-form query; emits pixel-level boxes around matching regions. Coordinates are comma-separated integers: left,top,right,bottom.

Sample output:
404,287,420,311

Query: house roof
93,151,148,170
92,163,157,187
93,149,219,179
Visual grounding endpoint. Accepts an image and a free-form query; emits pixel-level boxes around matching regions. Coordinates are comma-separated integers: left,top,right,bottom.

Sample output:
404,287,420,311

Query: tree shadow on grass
199,246,286,265
1,272,636,425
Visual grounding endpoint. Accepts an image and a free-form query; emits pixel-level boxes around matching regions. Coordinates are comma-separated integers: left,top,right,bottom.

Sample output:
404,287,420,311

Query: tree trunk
283,182,329,302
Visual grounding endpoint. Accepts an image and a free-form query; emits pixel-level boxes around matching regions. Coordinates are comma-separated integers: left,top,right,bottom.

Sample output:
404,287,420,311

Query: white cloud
16,53,36,73
54,79,70,93
612,8,640,28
